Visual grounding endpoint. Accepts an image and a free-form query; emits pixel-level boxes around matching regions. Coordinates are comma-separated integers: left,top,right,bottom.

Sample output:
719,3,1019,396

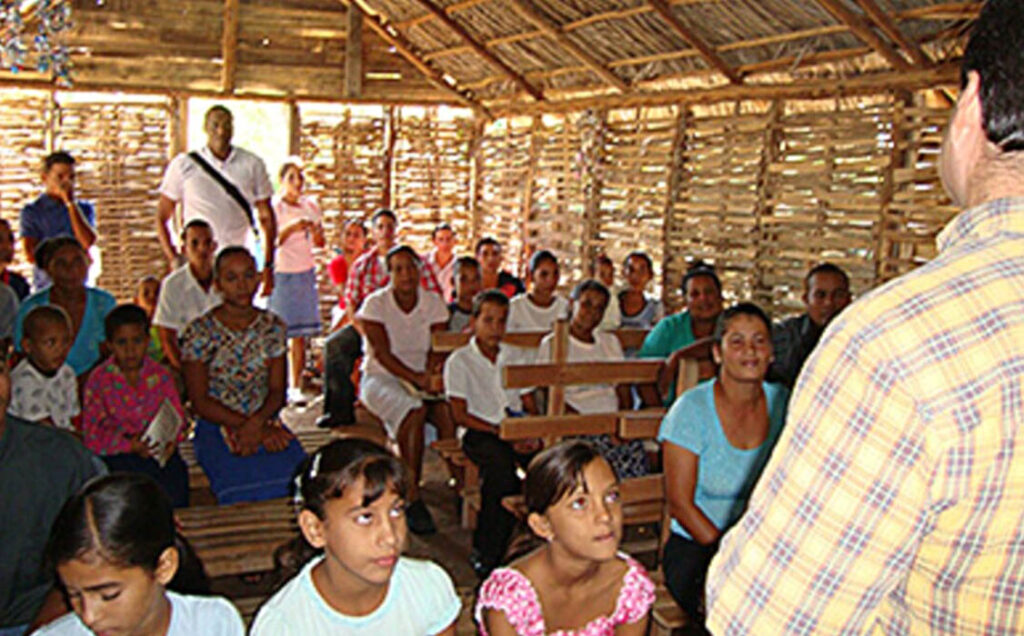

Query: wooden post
288,101,301,156
581,109,608,273
168,95,188,158
753,100,784,310
382,106,397,210
519,116,541,260
221,0,239,94
876,91,911,283
468,117,485,246
545,319,570,447
344,4,364,99
661,107,688,312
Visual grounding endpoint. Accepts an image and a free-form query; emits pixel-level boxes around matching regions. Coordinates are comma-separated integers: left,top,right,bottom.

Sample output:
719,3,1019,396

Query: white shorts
360,374,422,438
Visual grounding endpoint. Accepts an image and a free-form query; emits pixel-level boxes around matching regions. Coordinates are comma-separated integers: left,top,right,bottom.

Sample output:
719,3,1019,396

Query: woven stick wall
0,90,49,284
53,99,172,302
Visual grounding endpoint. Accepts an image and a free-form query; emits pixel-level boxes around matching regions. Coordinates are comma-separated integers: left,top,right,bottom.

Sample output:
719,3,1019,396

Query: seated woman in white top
507,250,569,332
35,473,243,636
537,280,649,478
356,245,452,535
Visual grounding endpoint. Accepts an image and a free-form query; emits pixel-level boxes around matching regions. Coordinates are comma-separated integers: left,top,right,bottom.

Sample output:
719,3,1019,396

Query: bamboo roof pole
338,0,490,117
813,0,911,71
852,0,930,68
408,0,544,101
647,0,741,84
505,0,629,93
220,0,239,94
345,4,364,98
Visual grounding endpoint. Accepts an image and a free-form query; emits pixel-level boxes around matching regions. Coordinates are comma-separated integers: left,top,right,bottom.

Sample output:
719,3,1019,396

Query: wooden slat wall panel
52,99,171,303
391,108,475,255
0,90,49,284
476,116,534,275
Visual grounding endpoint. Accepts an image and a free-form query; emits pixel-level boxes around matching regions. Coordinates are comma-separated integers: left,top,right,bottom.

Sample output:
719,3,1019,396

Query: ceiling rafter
814,0,911,71
220,0,239,93
647,0,741,84
505,0,628,92
853,0,930,67
407,0,543,101
338,0,490,116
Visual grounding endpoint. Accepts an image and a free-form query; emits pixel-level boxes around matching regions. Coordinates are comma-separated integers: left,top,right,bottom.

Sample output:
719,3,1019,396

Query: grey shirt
0,416,103,628
0,283,17,341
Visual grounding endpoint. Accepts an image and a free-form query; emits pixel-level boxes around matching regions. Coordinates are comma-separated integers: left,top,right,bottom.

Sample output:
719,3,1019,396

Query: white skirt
359,374,423,438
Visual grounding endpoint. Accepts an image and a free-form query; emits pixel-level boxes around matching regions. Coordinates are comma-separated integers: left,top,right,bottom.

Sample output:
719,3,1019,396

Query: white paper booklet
142,399,182,467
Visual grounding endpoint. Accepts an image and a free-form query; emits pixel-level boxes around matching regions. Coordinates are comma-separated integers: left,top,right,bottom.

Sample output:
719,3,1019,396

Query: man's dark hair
105,304,150,340
475,237,500,255
961,0,1024,151
432,222,454,239
370,208,397,225
570,279,610,306
681,260,722,294
805,262,850,289
43,151,75,173
180,218,213,240
472,289,509,318
204,104,232,122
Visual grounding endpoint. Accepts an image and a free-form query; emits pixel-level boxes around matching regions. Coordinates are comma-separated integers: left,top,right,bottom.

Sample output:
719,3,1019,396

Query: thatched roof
0,1,976,112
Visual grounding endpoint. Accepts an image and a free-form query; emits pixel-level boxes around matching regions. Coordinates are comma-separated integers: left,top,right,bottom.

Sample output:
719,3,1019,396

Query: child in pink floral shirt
82,304,189,507
475,441,654,635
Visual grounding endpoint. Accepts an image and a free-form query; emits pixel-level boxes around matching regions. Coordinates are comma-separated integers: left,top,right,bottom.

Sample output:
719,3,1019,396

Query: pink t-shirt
475,554,655,635
272,195,321,273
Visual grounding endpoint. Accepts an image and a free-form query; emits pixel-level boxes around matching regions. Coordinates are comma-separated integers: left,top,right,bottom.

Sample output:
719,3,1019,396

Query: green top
638,310,695,405
148,324,164,361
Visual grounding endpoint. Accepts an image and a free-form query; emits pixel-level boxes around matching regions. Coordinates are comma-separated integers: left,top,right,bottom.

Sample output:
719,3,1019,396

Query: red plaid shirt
344,250,441,310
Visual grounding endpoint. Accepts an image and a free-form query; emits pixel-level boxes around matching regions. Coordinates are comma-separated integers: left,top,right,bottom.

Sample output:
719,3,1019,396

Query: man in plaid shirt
319,209,440,430
707,2,1024,633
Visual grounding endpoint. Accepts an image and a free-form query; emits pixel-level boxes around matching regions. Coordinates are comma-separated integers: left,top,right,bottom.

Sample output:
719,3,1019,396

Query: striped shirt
706,197,1024,635
344,250,441,311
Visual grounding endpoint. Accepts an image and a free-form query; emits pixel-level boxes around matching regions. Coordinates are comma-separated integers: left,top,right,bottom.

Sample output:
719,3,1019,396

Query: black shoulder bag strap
188,151,256,229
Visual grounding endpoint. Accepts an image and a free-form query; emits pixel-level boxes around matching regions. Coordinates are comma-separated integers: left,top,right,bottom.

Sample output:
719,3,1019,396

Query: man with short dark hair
766,263,850,387
156,105,277,295
707,2,1024,632
18,151,97,291
475,237,524,298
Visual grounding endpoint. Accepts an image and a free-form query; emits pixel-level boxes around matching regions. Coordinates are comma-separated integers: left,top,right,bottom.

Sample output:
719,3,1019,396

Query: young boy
536,279,649,478
152,219,220,370
9,305,78,430
81,304,189,507
506,250,569,332
447,256,482,332
134,275,164,361
444,290,537,578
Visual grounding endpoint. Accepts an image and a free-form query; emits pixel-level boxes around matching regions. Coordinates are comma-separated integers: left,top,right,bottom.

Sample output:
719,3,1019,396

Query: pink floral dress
474,554,655,635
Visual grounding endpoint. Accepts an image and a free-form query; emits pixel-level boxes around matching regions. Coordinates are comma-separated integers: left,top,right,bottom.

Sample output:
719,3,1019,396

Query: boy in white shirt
536,279,649,478
507,250,569,332
9,305,78,430
444,290,538,578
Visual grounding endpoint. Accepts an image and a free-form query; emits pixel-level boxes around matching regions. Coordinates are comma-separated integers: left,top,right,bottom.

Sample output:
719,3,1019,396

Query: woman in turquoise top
13,237,116,376
638,261,723,405
657,302,789,626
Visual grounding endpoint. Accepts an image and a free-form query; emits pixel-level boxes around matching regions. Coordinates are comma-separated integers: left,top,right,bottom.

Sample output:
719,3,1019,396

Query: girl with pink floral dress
475,441,654,635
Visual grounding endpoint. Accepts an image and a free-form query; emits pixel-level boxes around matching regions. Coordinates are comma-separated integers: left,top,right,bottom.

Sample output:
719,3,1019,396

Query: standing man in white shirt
156,105,277,296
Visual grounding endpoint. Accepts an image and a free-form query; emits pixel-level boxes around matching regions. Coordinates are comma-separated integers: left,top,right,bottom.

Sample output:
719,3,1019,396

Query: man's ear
154,546,180,586
527,512,553,543
298,510,328,549
949,71,986,157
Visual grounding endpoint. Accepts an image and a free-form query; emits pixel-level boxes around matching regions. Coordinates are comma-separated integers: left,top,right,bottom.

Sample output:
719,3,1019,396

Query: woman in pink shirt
268,160,325,402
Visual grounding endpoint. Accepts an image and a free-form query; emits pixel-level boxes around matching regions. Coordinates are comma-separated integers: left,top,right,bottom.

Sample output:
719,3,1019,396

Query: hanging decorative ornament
1,0,73,85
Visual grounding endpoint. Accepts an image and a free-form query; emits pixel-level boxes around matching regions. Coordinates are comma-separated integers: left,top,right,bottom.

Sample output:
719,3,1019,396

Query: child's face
455,266,481,304
109,323,149,375
0,221,14,265
48,244,88,290
182,226,216,273
529,260,559,296
58,552,174,636
23,320,72,374
596,261,614,288
571,289,608,336
541,457,622,563
214,252,259,308
311,477,408,589
624,256,652,290
472,301,508,348
135,281,160,315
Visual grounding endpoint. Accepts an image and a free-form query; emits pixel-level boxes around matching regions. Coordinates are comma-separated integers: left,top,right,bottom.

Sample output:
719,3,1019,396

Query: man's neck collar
206,144,232,161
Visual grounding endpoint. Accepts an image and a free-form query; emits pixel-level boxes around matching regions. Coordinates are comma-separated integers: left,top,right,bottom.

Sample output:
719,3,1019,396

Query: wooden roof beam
344,3,363,97
338,0,489,116
647,0,741,84
853,0,930,68
408,0,543,101
505,0,629,92
220,0,239,94
814,0,911,71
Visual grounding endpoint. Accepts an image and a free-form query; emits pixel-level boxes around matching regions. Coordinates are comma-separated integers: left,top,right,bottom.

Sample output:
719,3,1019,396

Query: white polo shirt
153,264,222,332
537,330,623,413
444,337,527,428
159,145,273,249
507,294,570,333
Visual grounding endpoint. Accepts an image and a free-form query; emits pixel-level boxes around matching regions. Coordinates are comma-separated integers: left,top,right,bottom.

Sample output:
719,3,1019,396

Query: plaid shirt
707,197,1024,635
344,249,441,311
